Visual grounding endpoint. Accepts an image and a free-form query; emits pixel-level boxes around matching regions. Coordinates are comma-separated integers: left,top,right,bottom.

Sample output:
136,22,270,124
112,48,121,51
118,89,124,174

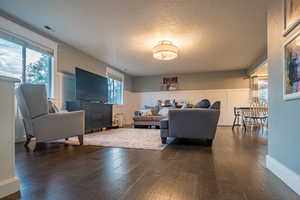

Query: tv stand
66,101,112,133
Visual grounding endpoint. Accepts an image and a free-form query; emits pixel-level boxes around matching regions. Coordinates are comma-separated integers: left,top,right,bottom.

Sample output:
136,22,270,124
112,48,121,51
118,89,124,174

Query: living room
0,0,300,200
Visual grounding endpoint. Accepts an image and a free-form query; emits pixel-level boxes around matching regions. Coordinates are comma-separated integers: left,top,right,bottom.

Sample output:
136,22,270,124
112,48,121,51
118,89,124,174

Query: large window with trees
258,77,268,103
0,35,53,96
25,48,52,95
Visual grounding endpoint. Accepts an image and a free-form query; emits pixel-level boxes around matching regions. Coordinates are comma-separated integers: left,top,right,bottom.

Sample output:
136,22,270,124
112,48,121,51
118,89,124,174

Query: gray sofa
133,106,169,128
160,108,220,145
16,84,85,149
133,115,166,128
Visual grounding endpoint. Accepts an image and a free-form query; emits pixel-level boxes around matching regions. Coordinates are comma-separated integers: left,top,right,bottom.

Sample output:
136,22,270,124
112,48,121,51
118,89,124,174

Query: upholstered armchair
16,84,85,148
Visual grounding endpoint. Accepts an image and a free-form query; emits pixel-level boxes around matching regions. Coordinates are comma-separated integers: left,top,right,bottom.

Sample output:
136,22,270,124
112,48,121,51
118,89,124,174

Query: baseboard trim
266,155,300,195
0,177,20,199
15,136,26,143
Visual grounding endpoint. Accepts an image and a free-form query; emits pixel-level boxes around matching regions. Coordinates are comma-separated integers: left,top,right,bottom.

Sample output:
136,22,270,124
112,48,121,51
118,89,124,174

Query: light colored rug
66,128,170,150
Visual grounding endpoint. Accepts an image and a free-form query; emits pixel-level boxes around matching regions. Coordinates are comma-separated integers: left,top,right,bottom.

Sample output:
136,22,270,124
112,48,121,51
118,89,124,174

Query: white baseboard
0,177,20,198
266,155,300,195
15,136,26,143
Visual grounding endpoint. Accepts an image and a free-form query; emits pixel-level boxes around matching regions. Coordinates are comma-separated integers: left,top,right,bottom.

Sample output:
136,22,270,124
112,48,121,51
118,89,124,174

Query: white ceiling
0,0,267,76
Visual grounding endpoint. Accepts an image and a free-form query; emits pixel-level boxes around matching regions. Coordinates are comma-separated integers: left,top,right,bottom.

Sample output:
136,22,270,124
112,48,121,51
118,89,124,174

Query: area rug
65,128,170,150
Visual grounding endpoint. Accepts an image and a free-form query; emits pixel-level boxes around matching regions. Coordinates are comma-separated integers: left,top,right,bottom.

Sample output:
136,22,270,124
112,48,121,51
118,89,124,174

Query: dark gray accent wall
268,0,300,174
132,70,249,92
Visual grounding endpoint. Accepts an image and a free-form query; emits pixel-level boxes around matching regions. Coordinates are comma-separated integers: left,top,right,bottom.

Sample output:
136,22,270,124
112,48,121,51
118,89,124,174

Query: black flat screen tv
75,68,108,102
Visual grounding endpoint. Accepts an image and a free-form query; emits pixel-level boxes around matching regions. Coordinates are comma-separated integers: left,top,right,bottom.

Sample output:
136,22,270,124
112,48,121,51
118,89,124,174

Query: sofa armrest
32,111,85,142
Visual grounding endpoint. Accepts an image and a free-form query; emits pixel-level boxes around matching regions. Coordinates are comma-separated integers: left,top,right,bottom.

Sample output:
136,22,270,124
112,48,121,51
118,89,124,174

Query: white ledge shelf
0,76,21,83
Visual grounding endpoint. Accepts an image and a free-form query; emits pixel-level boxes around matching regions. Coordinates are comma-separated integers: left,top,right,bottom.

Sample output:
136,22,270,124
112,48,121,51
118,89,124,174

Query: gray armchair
16,84,85,148
160,108,220,145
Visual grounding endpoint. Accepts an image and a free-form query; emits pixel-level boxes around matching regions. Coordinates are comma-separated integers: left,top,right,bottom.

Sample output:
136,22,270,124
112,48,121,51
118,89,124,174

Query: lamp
153,40,178,60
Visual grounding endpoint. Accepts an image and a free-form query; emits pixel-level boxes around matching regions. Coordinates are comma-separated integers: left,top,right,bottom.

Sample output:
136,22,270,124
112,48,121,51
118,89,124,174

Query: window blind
106,67,124,81
107,72,123,81
0,29,54,56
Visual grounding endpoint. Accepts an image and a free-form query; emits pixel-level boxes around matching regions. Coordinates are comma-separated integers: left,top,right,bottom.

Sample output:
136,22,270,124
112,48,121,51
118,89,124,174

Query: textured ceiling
0,0,267,76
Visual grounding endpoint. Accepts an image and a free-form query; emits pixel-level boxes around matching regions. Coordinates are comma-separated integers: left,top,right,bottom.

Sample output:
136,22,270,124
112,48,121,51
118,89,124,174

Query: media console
66,101,112,133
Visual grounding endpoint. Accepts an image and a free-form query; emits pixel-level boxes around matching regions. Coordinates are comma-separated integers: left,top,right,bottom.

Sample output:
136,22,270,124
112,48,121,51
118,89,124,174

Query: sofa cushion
133,115,165,121
160,119,169,129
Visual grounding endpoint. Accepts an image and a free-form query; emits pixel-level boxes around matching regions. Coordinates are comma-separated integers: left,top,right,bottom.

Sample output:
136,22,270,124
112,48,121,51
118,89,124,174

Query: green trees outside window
108,77,122,104
0,37,53,96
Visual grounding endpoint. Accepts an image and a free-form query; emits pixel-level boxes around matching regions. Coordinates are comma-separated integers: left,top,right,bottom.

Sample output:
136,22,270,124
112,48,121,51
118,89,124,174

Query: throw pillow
140,109,153,116
134,110,142,116
182,103,193,108
158,107,169,117
48,100,59,113
164,99,172,107
195,99,211,108
144,105,160,115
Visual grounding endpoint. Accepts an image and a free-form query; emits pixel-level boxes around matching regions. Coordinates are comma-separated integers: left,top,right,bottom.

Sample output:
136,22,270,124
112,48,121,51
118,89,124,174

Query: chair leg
232,116,237,130
207,139,213,146
78,135,84,145
161,137,167,144
24,135,33,151
243,118,247,131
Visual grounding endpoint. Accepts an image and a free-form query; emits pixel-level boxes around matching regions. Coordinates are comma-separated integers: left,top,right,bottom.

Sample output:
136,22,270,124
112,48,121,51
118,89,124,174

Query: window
26,48,52,95
0,38,23,80
107,68,124,104
258,78,268,103
0,35,54,96
108,78,123,104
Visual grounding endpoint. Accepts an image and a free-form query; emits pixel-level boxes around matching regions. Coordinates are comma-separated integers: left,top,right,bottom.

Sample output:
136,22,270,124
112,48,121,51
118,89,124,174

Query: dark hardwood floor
3,127,299,200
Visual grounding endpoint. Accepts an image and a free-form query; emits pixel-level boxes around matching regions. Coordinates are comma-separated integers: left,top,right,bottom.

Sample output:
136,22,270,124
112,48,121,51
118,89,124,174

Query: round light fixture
153,40,178,60
296,39,300,47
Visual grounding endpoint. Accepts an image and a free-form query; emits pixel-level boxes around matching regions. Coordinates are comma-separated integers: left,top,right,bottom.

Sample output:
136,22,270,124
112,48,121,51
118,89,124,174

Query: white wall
0,77,20,198
136,89,249,126
113,90,139,126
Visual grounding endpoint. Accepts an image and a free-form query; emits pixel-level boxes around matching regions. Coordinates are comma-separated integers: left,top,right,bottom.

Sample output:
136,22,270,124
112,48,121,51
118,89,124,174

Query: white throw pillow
158,107,169,117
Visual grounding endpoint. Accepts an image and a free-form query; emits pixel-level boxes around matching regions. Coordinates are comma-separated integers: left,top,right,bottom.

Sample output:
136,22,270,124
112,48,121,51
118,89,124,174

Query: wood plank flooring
2,127,300,200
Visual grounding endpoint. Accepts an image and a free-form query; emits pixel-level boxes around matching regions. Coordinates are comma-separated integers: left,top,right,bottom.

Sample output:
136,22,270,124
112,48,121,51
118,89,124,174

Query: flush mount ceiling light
296,38,300,46
153,40,178,60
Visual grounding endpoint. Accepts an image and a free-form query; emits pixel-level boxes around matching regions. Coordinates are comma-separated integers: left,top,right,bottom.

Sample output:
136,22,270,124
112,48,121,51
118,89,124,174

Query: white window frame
0,16,58,99
106,67,124,105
